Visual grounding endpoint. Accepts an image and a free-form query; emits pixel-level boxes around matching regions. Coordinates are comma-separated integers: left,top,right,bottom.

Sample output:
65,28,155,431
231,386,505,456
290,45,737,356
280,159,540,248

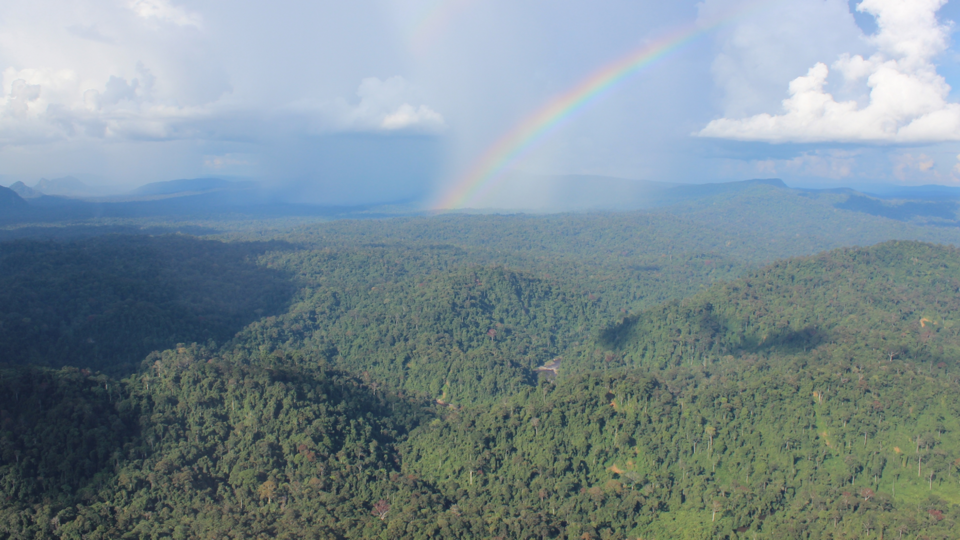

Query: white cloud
0,6,446,146
786,151,858,179
0,0,233,150
893,152,939,182
291,76,446,134
350,76,445,132
0,63,443,150
698,0,867,118
6,79,42,118
129,0,202,28
699,0,960,143
0,0,451,189
0,64,218,144
759,150,860,179
381,104,445,130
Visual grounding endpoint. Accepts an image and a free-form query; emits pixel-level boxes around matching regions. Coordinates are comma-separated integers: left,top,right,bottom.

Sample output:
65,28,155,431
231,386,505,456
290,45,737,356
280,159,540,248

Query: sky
2,0,960,207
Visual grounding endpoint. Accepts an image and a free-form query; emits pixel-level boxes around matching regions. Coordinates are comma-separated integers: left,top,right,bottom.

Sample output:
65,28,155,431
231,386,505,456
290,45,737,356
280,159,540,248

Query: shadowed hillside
586,241,960,373
0,235,296,373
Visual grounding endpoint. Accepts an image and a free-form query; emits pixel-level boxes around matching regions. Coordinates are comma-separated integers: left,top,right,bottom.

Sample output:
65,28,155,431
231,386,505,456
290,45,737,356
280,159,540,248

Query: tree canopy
1,208,959,538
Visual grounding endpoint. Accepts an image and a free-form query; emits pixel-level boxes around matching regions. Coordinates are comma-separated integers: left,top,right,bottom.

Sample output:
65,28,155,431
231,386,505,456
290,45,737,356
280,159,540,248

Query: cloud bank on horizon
3,0,960,203
0,0,449,202
0,7,443,146
0,0,445,140
699,0,960,143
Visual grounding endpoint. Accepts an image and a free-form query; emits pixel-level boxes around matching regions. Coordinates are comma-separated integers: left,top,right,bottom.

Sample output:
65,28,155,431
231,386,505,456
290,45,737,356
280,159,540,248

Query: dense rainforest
1,192,959,539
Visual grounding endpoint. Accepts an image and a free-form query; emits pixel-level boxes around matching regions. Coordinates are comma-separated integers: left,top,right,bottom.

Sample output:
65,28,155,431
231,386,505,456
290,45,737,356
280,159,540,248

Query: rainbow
434,1,770,210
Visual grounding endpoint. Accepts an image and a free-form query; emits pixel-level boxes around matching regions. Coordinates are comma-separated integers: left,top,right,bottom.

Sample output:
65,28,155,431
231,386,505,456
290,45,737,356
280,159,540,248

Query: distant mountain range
457,172,793,211
861,183,960,200
131,177,255,197
8,175,237,200
8,176,98,198
8,182,42,199
0,177,384,224
1,174,959,228
467,172,960,211
34,176,90,196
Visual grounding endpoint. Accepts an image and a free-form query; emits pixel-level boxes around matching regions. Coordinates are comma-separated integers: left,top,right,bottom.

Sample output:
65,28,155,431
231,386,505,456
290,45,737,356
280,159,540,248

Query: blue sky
2,0,960,206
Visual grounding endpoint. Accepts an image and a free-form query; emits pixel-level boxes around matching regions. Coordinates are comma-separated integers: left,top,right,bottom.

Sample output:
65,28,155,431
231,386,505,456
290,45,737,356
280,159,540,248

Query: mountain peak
33,176,90,196
9,181,42,199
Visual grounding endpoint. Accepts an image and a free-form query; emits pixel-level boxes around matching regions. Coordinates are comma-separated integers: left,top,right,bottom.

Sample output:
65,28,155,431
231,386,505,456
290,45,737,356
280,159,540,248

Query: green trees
402,360,958,538
224,263,598,405
579,241,960,376
0,236,294,374
2,213,960,538
0,346,468,538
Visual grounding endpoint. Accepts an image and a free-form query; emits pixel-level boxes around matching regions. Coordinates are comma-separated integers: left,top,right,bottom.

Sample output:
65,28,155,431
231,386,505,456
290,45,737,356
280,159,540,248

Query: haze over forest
3,1,960,539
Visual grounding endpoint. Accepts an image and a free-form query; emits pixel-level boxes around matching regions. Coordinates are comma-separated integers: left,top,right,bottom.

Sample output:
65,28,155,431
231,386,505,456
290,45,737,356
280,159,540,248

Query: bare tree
372,499,390,520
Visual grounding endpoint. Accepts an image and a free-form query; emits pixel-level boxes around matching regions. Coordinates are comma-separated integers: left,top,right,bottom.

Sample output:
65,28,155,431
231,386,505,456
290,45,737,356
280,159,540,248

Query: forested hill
7,197,956,396
404,241,960,539
0,186,29,214
583,240,960,374
224,264,597,405
0,350,462,539
0,235,295,373
212,207,960,406
1,215,960,537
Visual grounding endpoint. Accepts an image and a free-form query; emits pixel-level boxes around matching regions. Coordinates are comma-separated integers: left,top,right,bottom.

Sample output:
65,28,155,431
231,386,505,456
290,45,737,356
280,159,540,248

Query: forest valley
1,195,960,539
